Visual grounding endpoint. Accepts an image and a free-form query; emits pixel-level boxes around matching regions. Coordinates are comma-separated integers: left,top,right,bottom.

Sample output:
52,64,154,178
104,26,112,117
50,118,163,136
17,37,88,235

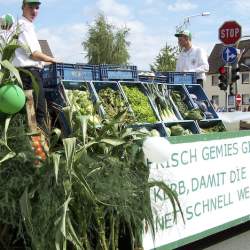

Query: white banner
143,135,250,249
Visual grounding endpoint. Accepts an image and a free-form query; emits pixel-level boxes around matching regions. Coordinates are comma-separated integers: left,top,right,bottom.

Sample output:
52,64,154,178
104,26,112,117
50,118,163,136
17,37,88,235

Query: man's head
22,0,41,22
175,30,192,50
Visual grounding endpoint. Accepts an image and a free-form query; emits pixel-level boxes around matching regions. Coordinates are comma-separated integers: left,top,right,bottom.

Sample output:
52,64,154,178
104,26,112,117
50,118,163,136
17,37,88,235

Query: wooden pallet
24,90,38,133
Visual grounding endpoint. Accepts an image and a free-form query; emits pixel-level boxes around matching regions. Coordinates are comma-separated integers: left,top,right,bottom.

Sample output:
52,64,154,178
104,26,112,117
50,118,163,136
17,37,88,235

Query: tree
150,43,179,72
82,14,130,64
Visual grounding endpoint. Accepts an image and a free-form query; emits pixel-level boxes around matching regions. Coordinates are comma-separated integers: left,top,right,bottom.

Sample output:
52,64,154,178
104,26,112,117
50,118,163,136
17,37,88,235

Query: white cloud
167,0,197,12
37,23,89,63
230,0,250,10
36,0,174,69
97,0,131,18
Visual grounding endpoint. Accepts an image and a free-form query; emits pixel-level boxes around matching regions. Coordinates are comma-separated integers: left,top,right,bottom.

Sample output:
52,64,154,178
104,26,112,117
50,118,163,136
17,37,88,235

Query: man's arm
31,51,57,64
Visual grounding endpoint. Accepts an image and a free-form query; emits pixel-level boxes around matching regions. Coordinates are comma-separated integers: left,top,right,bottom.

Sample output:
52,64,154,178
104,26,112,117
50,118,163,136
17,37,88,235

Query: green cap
23,0,41,4
0,14,14,29
175,29,192,40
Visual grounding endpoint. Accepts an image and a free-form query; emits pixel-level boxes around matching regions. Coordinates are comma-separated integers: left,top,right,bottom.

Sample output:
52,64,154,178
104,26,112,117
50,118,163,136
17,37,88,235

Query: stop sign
235,94,242,105
219,21,242,45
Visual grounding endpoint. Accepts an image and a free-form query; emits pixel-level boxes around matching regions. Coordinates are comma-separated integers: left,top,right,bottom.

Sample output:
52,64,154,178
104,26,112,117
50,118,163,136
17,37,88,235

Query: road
176,221,250,250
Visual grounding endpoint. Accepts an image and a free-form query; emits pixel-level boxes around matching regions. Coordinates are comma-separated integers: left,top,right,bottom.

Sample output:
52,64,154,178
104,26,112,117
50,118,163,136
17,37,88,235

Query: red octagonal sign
219,21,242,45
235,94,242,105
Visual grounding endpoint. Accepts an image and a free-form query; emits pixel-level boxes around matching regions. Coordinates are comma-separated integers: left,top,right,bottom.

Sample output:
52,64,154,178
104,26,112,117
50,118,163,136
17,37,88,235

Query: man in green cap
175,29,209,87
13,0,57,135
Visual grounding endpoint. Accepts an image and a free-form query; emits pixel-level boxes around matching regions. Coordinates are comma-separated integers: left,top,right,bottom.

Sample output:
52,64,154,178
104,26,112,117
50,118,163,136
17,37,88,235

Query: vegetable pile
168,124,193,136
143,83,178,122
98,87,134,123
66,89,100,124
123,85,157,123
199,122,226,133
171,90,204,120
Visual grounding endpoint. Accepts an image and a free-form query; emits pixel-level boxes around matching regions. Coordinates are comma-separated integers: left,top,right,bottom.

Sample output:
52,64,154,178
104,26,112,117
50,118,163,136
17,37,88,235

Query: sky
1,0,250,70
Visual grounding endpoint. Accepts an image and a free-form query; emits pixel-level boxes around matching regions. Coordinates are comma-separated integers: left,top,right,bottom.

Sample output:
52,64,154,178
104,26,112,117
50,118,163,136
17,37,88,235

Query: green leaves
63,137,76,170
150,43,178,72
0,59,22,87
82,13,130,64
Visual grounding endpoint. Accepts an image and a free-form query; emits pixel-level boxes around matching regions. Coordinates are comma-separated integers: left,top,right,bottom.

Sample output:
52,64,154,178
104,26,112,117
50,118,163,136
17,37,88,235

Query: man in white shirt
175,30,209,87
13,0,57,135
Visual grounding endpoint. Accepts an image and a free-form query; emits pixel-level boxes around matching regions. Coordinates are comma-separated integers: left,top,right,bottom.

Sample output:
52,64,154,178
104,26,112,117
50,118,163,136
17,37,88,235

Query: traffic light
231,67,240,82
218,66,228,91
229,84,234,95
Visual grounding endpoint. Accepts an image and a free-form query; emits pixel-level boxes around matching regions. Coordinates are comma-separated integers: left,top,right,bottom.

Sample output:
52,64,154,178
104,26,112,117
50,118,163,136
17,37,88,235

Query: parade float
0,49,249,249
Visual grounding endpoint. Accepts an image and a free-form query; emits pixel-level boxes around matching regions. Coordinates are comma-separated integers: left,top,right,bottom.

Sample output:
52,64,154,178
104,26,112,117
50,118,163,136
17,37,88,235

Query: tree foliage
83,14,130,64
150,43,179,72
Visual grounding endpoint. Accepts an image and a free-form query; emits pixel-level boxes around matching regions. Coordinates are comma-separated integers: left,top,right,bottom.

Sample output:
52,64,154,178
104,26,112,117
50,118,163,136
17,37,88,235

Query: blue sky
1,0,250,69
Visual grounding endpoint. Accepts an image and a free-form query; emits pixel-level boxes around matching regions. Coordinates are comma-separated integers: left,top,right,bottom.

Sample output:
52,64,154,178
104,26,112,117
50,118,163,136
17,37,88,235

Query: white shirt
12,16,43,68
176,46,209,80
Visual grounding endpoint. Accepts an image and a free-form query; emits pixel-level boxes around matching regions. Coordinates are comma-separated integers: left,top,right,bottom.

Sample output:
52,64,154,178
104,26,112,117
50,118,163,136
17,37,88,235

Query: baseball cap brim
23,0,41,5
175,30,192,39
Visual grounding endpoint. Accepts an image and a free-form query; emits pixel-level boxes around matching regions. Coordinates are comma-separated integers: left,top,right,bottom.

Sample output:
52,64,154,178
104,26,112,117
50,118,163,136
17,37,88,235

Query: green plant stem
109,214,115,250
114,218,119,250
95,206,108,250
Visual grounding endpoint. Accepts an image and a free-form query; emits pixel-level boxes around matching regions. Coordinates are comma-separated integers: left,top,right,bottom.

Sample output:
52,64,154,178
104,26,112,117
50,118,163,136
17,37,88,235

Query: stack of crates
42,64,226,138
99,64,138,81
43,63,99,87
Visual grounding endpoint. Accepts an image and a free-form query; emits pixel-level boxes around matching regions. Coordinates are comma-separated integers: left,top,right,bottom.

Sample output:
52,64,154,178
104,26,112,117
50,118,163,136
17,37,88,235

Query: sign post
219,21,242,111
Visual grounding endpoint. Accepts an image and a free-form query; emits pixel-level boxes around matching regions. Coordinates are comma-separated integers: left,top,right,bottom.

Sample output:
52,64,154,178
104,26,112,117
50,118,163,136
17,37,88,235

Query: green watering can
0,84,26,114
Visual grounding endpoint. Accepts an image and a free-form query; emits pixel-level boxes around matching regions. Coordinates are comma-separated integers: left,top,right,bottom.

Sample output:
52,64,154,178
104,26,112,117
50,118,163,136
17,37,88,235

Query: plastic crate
99,64,138,81
157,72,197,84
43,63,99,87
163,120,200,136
141,82,182,122
128,122,168,137
119,82,161,123
44,85,71,137
184,84,219,119
91,81,132,118
44,84,68,107
166,84,195,119
197,119,226,133
63,82,103,118
139,75,168,83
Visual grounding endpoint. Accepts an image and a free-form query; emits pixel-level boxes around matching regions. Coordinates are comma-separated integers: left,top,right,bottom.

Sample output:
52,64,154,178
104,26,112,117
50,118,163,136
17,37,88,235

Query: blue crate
166,84,195,112
139,75,168,83
63,82,103,118
163,120,200,136
43,63,99,87
128,122,168,137
91,81,132,117
44,84,68,108
99,64,138,81
157,72,197,84
184,84,219,119
197,119,226,133
119,82,161,123
44,85,72,137
153,83,183,121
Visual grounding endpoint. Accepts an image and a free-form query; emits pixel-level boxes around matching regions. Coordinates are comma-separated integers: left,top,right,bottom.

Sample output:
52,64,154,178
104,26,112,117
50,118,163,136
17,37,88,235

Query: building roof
208,39,250,74
38,40,53,57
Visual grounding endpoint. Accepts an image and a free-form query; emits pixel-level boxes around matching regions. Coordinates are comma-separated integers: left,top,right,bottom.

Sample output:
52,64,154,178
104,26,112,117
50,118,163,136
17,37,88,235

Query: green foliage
0,28,23,86
123,86,157,123
0,109,182,249
98,87,134,123
82,14,130,64
150,43,179,72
